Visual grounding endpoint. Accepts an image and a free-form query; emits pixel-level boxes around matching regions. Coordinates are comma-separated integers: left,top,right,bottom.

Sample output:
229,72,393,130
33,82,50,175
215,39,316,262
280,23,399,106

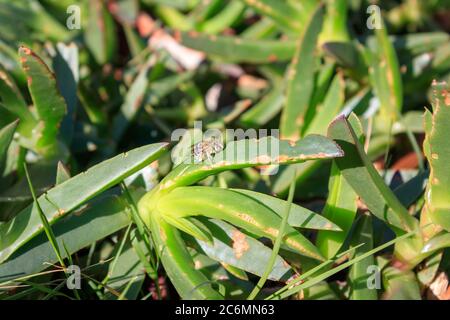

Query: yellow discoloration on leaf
285,238,308,254
265,227,279,237
237,212,260,227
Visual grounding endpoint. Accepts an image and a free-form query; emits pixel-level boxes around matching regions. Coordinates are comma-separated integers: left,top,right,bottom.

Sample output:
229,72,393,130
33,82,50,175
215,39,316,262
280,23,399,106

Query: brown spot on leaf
268,54,278,62
232,230,250,259
237,212,259,227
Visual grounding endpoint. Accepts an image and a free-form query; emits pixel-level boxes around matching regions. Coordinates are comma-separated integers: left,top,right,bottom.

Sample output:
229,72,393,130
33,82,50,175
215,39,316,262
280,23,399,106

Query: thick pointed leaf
280,5,324,140
316,163,357,259
0,143,168,263
319,0,349,44
365,17,402,121
349,215,378,300
18,46,67,153
178,31,296,63
85,0,117,64
422,233,450,254
194,219,294,281
327,114,418,232
154,186,325,261
230,189,341,231
158,135,343,192
149,215,223,299
421,81,450,232
0,195,130,282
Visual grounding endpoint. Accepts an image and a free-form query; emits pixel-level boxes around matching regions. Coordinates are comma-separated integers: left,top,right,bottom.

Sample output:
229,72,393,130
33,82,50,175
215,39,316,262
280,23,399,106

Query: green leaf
366,32,449,57
280,4,324,140
365,16,403,121
193,219,294,281
18,46,67,155
162,215,213,244
327,114,418,232
178,31,296,63
158,135,343,192
55,162,71,185
230,189,341,231
154,186,325,261
316,163,357,259
0,195,130,282
349,215,378,300
85,0,117,64
304,73,345,136
248,166,297,299
319,0,349,44
422,233,450,254
155,5,194,31
24,163,66,269
328,114,424,268
421,81,450,232
240,17,276,39
0,143,168,263
149,214,223,299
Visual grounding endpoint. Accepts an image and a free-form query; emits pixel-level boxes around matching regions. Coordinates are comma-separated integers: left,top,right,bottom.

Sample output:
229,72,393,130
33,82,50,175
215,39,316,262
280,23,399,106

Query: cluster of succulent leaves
0,0,449,300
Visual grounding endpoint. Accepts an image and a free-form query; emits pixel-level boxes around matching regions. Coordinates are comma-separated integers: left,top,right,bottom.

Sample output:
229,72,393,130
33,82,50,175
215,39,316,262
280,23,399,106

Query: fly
191,137,224,163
